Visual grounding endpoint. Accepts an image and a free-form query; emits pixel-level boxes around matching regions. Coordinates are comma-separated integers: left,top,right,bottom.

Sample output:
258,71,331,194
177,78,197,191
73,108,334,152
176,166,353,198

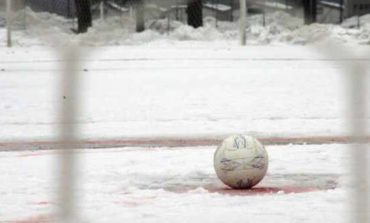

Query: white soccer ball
214,135,269,189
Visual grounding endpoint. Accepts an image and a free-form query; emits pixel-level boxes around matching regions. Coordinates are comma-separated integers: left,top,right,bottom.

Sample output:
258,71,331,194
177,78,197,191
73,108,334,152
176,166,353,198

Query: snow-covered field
0,45,369,141
0,8,369,223
0,144,360,223
0,10,369,141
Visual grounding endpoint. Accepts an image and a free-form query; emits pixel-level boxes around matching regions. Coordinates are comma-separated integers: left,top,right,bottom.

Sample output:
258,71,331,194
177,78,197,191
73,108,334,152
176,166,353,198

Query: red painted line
0,136,369,151
204,186,320,196
160,184,327,196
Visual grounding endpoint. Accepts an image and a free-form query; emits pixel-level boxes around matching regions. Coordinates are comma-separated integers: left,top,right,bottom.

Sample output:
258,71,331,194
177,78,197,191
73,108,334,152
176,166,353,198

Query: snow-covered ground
0,8,369,223
0,144,361,223
0,10,369,141
0,45,369,141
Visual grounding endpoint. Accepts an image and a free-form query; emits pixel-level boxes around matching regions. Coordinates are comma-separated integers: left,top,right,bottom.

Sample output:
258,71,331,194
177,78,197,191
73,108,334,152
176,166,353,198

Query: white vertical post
6,0,12,47
240,0,247,46
129,6,133,19
100,1,105,20
314,44,369,223
349,61,369,223
57,45,81,223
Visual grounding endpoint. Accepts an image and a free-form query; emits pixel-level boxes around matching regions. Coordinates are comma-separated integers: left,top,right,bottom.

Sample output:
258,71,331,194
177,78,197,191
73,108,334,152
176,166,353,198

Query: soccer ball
214,135,269,189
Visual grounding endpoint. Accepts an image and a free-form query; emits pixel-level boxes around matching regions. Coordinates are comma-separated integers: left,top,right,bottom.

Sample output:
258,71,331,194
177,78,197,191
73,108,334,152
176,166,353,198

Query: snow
257,1,293,10
203,3,232,12
1,9,370,46
320,1,343,9
0,44,369,141
0,7,369,223
105,1,130,13
0,144,361,223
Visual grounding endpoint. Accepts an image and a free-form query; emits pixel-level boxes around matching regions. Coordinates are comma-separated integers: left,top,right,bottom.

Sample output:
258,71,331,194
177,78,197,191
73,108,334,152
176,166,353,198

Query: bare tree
136,0,145,32
303,0,317,24
186,0,203,28
74,0,92,33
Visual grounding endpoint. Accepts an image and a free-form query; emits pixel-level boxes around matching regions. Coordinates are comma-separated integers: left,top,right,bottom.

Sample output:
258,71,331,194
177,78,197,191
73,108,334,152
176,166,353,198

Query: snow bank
1,8,370,46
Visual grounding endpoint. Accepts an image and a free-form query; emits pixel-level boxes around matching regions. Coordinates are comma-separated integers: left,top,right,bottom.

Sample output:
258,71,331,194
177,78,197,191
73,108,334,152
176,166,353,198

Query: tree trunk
74,0,92,33
303,0,316,24
136,0,145,32
187,0,203,28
